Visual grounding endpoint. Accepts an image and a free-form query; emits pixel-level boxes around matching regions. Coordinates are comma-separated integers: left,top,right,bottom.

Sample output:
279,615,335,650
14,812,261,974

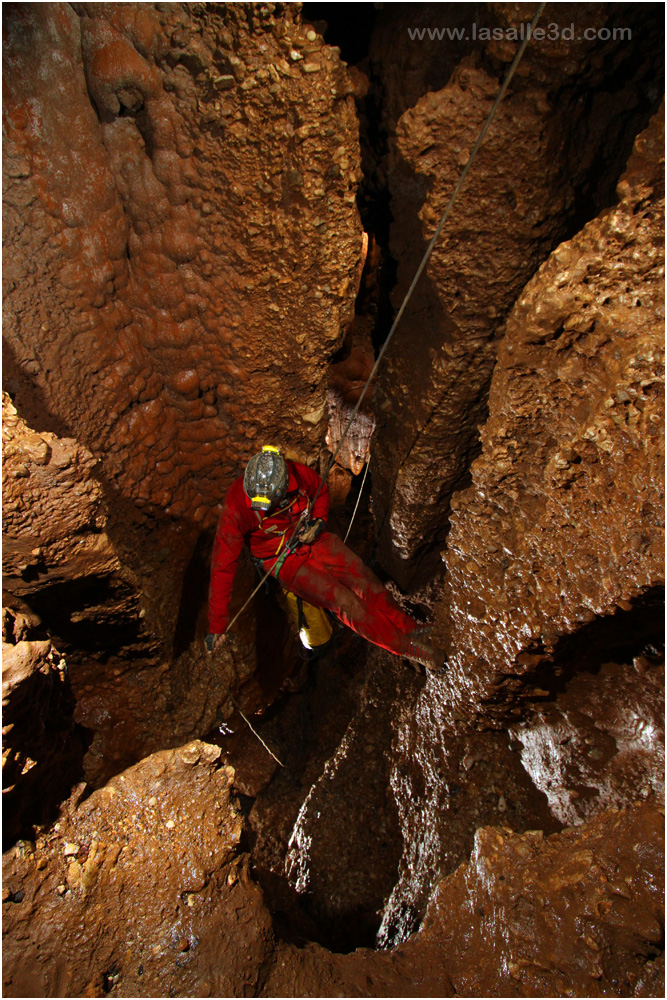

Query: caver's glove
296,518,326,545
205,633,224,653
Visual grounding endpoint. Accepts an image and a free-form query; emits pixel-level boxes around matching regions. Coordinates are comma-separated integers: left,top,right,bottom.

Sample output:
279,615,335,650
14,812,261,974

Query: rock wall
368,2,663,587
2,624,81,848
443,105,664,718
3,0,364,794
512,656,665,826
1,388,259,793
2,3,664,997
3,744,662,998
1,743,269,998
380,104,664,945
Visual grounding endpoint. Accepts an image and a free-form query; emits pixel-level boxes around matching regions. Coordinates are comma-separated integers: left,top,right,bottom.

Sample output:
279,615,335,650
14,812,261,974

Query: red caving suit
208,460,419,657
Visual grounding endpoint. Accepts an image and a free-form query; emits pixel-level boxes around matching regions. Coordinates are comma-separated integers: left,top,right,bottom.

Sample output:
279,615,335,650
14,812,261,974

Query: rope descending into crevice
223,2,547,637
233,700,285,767
343,460,371,544
312,1,547,508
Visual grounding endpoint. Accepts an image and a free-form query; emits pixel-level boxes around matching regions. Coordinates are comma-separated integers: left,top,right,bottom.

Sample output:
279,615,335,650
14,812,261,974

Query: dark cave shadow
251,576,300,705
1,662,89,851
23,574,148,660
171,531,214,659
3,340,76,440
513,585,665,704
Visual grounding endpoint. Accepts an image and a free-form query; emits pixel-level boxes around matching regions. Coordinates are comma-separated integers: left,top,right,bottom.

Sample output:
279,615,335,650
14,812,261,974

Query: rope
234,701,285,767
221,3,546,636
343,461,371,544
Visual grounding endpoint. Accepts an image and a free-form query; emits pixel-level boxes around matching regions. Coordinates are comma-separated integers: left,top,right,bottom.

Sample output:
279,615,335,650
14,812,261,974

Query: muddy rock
284,650,416,949
3,0,365,797
419,802,664,998
258,803,664,997
1,742,272,999
1,3,664,997
443,106,664,719
512,657,665,826
6,735,659,999
2,392,121,597
379,105,664,945
3,2,363,530
2,633,82,847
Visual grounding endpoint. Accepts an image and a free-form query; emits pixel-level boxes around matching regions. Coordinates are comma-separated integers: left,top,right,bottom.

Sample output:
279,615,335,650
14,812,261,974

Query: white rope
234,702,285,767
310,1,547,509
343,461,371,544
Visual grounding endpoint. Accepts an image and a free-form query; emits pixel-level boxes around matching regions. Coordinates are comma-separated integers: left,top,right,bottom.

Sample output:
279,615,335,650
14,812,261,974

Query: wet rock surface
369,2,664,588
1,391,263,792
283,650,416,950
442,106,664,720
418,801,664,998
4,740,661,999
380,105,664,947
2,394,120,594
2,742,273,999
513,655,665,826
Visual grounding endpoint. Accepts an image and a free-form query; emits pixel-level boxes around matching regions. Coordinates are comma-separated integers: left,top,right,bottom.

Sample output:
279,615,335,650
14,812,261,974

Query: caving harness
253,488,311,578
249,490,333,654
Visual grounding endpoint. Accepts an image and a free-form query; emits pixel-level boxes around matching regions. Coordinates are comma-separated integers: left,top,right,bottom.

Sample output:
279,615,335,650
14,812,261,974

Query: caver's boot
402,626,447,675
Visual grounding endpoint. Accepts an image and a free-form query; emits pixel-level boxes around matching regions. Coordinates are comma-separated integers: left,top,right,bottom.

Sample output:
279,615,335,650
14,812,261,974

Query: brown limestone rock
2,745,662,998
1,742,273,999
443,105,664,718
3,2,363,528
376,105,664,950
2,1,365,788
421,802,664,998
512,657,665,826
2,632,82,847
369,3,663,587
283,651,414,949
379,719,561,948
2,392,121,595
261,804,664,997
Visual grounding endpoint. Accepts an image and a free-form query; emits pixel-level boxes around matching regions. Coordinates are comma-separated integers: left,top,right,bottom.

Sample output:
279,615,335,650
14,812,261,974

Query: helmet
244,446,289,511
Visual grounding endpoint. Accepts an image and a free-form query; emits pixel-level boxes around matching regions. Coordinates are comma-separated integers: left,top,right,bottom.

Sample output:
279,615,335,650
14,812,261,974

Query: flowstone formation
3,1,363,526
3,0,363,782
2,3,665,999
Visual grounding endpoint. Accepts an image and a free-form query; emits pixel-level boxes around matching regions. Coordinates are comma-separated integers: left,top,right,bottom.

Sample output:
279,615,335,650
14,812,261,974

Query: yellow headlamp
250,495,272,511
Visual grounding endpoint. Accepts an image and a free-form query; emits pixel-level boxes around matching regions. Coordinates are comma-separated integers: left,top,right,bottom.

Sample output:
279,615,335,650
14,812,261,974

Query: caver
206,445,446,673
